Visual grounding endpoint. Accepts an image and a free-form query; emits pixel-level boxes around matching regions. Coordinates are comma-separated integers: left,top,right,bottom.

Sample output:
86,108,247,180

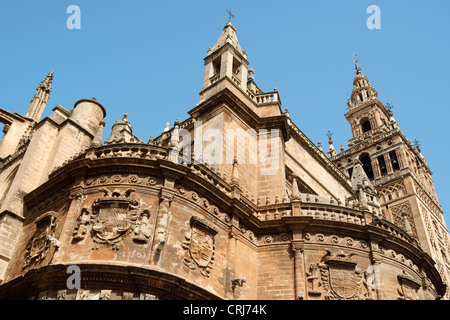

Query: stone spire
209,20,244,57
347,57,378,110
200,19,249,96
350,159,379,212
107,113,136,144
25,70,54,122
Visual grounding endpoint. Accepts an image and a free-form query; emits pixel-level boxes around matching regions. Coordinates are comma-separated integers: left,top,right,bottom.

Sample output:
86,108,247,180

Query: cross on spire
226,9,235,21
326,130,333,141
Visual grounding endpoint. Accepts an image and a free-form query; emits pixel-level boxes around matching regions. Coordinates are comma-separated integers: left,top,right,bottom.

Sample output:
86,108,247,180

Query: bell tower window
212,57,221,76
378,155,388,176
359,153,374,180
361,118,372,133
390,150,400,171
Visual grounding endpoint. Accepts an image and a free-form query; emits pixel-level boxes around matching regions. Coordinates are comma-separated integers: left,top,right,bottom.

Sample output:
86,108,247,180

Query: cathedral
0,19,448,300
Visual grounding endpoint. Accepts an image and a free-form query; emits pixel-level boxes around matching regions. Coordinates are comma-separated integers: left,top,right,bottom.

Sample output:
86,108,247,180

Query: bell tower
200,20,249,101
332,57,450,298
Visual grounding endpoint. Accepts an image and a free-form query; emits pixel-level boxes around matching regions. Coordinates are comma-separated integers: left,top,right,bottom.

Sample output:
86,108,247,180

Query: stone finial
230,156,239,186
291,176,301,201
169,119,181,148
164,122,170,132
248,68,255,81
326,130,337,158
317,141,323,152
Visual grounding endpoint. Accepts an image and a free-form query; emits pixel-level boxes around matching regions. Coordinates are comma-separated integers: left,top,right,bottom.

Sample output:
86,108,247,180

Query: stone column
371,158,381,179
384,153,393,174
397,148,407,169
292,241,305,300
151,188,174,265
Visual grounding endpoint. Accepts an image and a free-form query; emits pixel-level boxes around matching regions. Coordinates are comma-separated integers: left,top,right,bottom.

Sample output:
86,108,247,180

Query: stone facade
0,21,448,300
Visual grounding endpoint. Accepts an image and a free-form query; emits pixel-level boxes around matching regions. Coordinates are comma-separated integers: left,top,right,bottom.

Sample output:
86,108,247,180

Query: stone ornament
397,271,421,300
71,188,152,250
183,216,218,277
307,249,364,300
23,211,58,269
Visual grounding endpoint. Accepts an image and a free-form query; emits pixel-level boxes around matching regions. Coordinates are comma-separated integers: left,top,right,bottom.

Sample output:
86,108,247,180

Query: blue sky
1,1,449,225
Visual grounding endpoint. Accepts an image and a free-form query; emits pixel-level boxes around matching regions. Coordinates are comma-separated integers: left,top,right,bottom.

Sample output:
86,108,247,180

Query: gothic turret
25,70,54,122
200,20,249,100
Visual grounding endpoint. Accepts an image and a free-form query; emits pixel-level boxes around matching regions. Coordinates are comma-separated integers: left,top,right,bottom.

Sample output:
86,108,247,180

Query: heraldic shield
318,249,364,300
91,189,139,249
190,226,214,268
328,261,360,299
183,216,218,277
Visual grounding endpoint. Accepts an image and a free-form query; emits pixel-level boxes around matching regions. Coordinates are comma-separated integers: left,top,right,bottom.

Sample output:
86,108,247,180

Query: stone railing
231,74,241,86
86,144,168,161
372,218,419,248
255,197,365,226
210,74,220,85
255,91,279,104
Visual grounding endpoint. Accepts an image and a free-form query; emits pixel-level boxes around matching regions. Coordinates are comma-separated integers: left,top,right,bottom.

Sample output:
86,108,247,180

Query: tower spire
25,70,54,122
347,60,378,110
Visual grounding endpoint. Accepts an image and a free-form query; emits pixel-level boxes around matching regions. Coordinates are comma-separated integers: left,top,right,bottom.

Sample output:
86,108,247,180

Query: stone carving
72,207,92,242
177,186,231,224
132,209,152,243
390,202,416,237
91,189,138,250
183,216,218,277
397,271,421,300
23,211,58,269
84,173,161,189
303,233,368,249
306,263,322,296
122,292,134,300
71,188,151,250
313,249,364,300
57,289,67,300
76,289,112,300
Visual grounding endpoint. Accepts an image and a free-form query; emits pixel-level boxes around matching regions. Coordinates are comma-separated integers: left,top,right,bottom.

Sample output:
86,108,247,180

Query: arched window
359,153,374,180
390,150,400,171
360,118,372,133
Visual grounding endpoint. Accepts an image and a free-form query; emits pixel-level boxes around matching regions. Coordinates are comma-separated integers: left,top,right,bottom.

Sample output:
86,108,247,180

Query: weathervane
226,9,235,21
352,54,362,74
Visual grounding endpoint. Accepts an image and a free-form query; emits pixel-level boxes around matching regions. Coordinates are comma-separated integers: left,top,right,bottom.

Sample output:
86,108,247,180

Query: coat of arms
183,216,218,277
23,211,58,269
71,188,150,250
307,249,364,300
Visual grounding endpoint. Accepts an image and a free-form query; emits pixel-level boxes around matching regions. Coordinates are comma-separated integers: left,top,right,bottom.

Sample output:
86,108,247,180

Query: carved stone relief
397,271,421,300
71,188,152,250
390,202,416,237
23,211,59,269
307,249,364,300
183,216,218,277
